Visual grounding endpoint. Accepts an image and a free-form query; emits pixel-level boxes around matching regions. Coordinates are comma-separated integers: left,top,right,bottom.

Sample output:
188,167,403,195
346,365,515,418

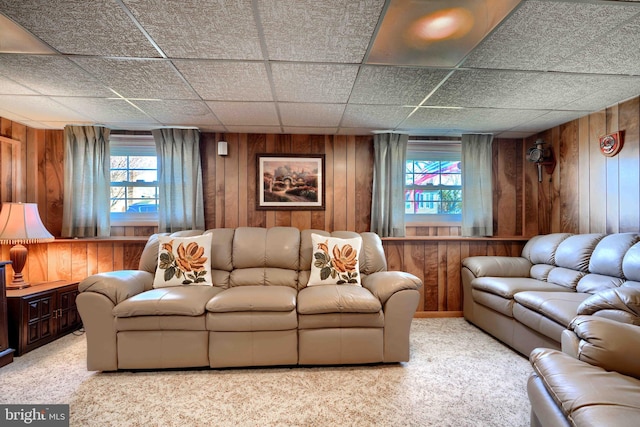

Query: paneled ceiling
0,0,639,137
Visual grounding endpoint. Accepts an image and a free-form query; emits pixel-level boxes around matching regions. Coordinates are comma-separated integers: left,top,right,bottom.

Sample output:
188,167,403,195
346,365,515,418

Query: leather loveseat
461,232,640,357
77,227,422,371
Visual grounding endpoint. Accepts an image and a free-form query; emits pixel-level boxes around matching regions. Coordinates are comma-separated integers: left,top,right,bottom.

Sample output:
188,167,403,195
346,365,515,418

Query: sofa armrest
362,271,422,305
78,270,154,305
577,286,640,325
461,256,532,278
568,315,640,379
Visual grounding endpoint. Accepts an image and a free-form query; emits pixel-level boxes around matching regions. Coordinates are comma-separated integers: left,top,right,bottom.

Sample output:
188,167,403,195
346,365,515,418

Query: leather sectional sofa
77,227,422,371
462,232,640,426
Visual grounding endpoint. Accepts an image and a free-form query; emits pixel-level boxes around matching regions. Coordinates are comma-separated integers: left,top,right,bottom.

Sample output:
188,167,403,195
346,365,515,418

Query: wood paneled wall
199,133,374,232
527,96,640,234
4,94,639,313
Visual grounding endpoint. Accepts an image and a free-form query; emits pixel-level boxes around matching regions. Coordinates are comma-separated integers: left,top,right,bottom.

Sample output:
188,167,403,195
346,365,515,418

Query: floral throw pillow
153,234,213,288
308,234,362,286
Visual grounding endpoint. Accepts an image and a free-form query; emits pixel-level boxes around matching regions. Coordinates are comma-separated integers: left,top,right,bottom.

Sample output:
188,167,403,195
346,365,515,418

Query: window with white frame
109,134,158,224
405,139,462,223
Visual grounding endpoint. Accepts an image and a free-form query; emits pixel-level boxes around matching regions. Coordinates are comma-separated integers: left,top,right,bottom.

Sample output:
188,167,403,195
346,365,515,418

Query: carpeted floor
0,318,532,426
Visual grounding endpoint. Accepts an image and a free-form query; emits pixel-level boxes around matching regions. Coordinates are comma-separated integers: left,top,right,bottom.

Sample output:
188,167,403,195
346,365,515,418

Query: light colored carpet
0,318,532,426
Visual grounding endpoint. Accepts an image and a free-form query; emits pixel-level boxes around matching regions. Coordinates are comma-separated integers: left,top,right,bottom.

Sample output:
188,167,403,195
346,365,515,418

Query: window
109,134,158,224
405,140,462,223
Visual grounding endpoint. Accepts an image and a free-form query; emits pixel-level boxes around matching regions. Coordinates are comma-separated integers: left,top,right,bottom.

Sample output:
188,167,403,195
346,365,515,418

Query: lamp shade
0,202,54,244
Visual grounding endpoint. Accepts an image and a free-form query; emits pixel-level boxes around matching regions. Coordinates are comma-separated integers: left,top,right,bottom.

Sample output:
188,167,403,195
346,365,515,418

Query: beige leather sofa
462,232,640,426
461,232,640,357
77,227,422,371
528,315,640,427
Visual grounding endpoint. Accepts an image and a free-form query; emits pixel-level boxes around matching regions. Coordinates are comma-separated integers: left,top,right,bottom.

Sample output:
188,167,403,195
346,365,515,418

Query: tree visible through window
109,134,158,223
405,144,462,221
110,155,158,213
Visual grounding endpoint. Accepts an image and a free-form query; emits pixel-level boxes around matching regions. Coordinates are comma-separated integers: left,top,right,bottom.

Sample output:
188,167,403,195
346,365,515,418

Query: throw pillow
308,233,362,286
153,234,213,288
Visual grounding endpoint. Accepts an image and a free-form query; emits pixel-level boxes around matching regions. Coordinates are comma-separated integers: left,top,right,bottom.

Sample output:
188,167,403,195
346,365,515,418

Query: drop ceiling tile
283,127,338,135
174,60,272,101
426,70,627,111
0,0,159,57
258,0,384,62
350,66,450,105
400,107,550,134
279,103,345,127
510,110,591,133
337,127,376,135
0,95,93,122
70,58,198,100
134,100,220,126
552,19,640,75
19,121,68,130
0,55,113,97
122,0,262,60
207,101,279,126
51,97,157,124
224,125,283,134
271,63,358,103
341,104,411,129
463,0,639,71
0,76,37,95
558,76,640,111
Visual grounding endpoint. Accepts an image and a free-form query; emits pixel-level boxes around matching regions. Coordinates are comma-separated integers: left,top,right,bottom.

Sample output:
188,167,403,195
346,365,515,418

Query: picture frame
257,154,325,210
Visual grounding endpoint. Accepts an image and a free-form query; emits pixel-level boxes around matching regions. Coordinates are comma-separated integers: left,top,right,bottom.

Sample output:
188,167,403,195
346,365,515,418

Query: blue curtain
62,125,111,237
153,128,205,232
370,133,408,237
461,134,494,236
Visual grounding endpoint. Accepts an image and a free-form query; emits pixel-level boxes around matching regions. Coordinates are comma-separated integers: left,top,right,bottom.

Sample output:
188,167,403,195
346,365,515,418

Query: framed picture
257,154,325,210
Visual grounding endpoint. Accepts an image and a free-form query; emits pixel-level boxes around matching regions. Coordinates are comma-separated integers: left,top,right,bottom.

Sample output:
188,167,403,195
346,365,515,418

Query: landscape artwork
257,154,325,210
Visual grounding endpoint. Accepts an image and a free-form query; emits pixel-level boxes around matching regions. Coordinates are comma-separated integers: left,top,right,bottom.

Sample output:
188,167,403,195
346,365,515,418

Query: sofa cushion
589,233,640,278
113,286,223,317
471,277,567,299
297,285,381,314
153,234,213,288
308,234,362,286
206,286,297,312
530,348,640,427
514,291,589,327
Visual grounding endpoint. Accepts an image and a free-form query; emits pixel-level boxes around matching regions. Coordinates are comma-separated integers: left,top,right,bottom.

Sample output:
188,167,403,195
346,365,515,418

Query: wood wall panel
4,93,640,312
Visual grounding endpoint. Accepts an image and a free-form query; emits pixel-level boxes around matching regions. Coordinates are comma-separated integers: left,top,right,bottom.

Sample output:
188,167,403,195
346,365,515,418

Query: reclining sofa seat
77,227,422,371
461,232,640,356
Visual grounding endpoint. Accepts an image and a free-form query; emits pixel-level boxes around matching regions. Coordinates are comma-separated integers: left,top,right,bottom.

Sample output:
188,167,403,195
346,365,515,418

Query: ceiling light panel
122,0,262,60
349,66,450,105
70,58,198,100
368,0,521,66
0,55,113,97
258,0,384,62
173,60,273,101
0,0,159,57
271,63,358,103
462,0,639,72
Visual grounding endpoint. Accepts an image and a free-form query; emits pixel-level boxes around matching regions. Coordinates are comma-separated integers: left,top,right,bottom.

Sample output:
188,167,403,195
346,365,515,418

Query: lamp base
7,243,30,290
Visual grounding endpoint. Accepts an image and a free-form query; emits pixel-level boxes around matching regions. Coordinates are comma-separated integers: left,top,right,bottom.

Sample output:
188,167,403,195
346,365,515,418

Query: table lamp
0,202,54,289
